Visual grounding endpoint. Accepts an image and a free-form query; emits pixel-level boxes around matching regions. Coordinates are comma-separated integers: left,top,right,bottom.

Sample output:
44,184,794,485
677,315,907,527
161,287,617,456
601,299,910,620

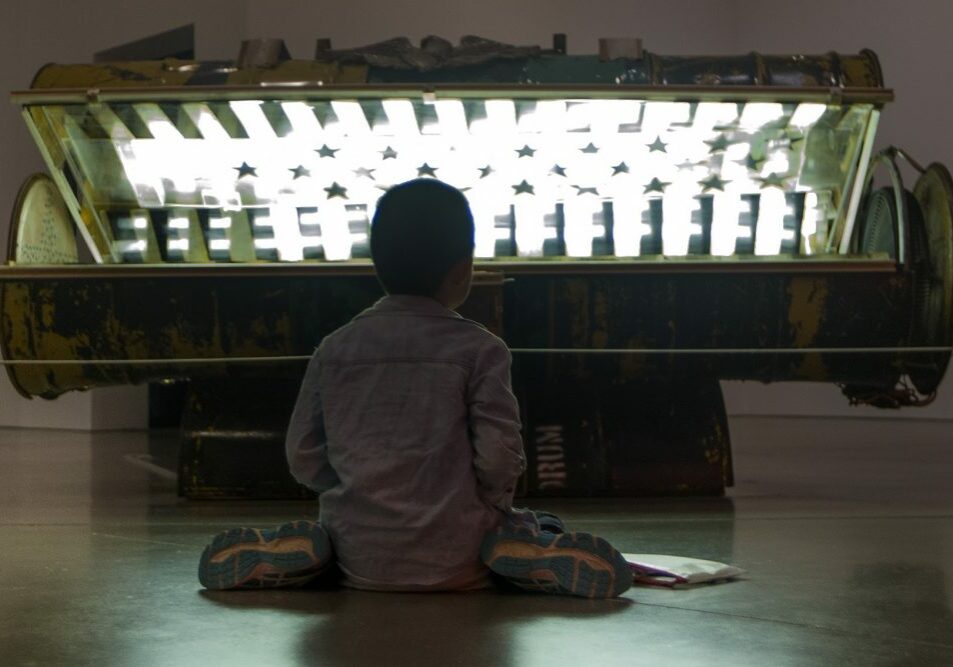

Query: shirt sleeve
285,349,341,493
467,337,526,510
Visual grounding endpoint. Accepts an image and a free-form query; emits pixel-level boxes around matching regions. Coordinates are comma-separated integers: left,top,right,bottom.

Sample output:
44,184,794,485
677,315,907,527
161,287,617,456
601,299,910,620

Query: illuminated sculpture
3,36,950,497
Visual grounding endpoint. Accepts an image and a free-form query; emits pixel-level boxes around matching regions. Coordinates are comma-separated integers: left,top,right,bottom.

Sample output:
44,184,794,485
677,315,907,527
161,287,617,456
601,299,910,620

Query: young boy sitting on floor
198,179,632,598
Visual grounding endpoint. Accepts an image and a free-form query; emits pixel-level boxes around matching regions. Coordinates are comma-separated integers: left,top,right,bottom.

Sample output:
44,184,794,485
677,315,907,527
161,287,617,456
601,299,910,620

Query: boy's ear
450,256,473,283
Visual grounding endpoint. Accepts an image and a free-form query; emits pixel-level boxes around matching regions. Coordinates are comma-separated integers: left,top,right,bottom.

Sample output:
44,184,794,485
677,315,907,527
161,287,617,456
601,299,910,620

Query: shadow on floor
201,586,634,665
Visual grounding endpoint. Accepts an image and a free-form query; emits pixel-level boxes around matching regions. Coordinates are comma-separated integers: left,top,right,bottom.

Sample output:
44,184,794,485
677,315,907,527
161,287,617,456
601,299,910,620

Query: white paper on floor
622,553,745,588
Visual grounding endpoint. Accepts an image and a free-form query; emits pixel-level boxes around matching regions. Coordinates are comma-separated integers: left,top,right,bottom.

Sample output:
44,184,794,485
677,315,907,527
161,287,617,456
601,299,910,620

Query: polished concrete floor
2,415,953,666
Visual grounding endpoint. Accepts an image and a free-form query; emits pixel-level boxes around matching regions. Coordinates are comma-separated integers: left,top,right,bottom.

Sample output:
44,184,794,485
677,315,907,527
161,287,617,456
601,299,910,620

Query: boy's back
200,179,632,599
286,294,525,590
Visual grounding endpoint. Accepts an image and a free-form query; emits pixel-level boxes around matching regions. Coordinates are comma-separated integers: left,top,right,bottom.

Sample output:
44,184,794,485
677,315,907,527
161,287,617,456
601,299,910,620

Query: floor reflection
202,587,633,667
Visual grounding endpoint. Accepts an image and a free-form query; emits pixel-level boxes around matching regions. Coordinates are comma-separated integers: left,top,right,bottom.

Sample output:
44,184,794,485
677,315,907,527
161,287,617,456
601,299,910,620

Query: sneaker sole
482,531,631,599
198,520,332,590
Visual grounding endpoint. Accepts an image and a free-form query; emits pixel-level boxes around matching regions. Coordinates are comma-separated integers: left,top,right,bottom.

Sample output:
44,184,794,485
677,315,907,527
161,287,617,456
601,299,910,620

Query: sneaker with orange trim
480,525,632,598
198,520,333,590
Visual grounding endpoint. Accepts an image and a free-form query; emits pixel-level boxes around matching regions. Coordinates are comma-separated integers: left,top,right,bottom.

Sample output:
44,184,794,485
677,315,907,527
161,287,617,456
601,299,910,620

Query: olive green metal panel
503,270,915,387
0,266,918,399
0,272,504,399
31,60,369,89
644,51,884,88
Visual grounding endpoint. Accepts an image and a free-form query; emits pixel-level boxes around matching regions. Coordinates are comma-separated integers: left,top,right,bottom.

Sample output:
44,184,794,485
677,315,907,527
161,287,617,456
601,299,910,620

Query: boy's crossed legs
198,512,631,598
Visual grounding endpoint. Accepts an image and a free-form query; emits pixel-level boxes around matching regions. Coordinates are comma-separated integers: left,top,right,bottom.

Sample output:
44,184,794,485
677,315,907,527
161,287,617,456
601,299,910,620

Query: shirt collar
362,294,462,319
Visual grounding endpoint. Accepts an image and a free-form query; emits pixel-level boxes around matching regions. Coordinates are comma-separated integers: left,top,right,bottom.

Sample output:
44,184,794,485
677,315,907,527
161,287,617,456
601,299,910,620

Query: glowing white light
381,100,419,136
754,188,788,255
320,202,353,261
280,101,323,140
299,211,320,227
740,103,785,129
587,100,623,136
85,92,852,265
692,102,738,135
514,200,551,257
724,141,751,163
433,100,469,137
183,103,230,140
789,103,826,128
111,141,165,207
761,151,790,177
661,187,702,256
710,190,742,256
347,208,370,223
135,103,183,141
563,197,601,257
801,191,824,255
229,100,276,139
642,101,690,137
254,238,278,249
269,205,305,261
480,100,517,136
610,197,650,257
533,100,567,134
471,199,507,258
168,238,189,252
330,101,371,136
209,239,231,251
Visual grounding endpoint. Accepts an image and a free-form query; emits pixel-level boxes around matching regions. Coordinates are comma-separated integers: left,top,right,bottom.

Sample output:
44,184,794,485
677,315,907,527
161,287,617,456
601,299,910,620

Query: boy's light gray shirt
285,295,525,588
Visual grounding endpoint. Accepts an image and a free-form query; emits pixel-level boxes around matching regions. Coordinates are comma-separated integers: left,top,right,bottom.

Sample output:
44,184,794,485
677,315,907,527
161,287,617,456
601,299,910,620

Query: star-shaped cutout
699,174,729,192
644,177,669,194
550,164,567,177
580,142,600,154
516,145,536,158
677,158,707,171
315,144,339,158
746,153,767,172
289,165,310,180
234,162,257,178
478,165,494,179
380,146,398,160
417,163,438,177
757,173,788,189
611,162,629,176
647,137,668,153
353,167,376,180
512,180,535,195
574,185,599,196
324,182,348,199
705,135,731,153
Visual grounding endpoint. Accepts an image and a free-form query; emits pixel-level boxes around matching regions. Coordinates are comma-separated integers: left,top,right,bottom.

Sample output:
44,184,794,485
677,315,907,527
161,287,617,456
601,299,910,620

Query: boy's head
371,179,475,302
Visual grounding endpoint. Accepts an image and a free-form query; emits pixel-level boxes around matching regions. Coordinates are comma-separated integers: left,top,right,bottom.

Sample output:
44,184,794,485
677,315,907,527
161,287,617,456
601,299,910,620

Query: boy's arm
285,351,341,493
468,338,526,511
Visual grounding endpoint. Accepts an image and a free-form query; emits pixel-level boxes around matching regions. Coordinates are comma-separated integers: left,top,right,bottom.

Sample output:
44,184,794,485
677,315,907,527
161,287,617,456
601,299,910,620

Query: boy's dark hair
370,179,475,297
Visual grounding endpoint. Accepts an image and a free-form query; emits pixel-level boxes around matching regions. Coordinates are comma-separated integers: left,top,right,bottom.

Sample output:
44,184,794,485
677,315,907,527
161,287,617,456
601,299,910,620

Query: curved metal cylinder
30,59,369,89
0,263,936,399
29,50,883,89
644,50,883,87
